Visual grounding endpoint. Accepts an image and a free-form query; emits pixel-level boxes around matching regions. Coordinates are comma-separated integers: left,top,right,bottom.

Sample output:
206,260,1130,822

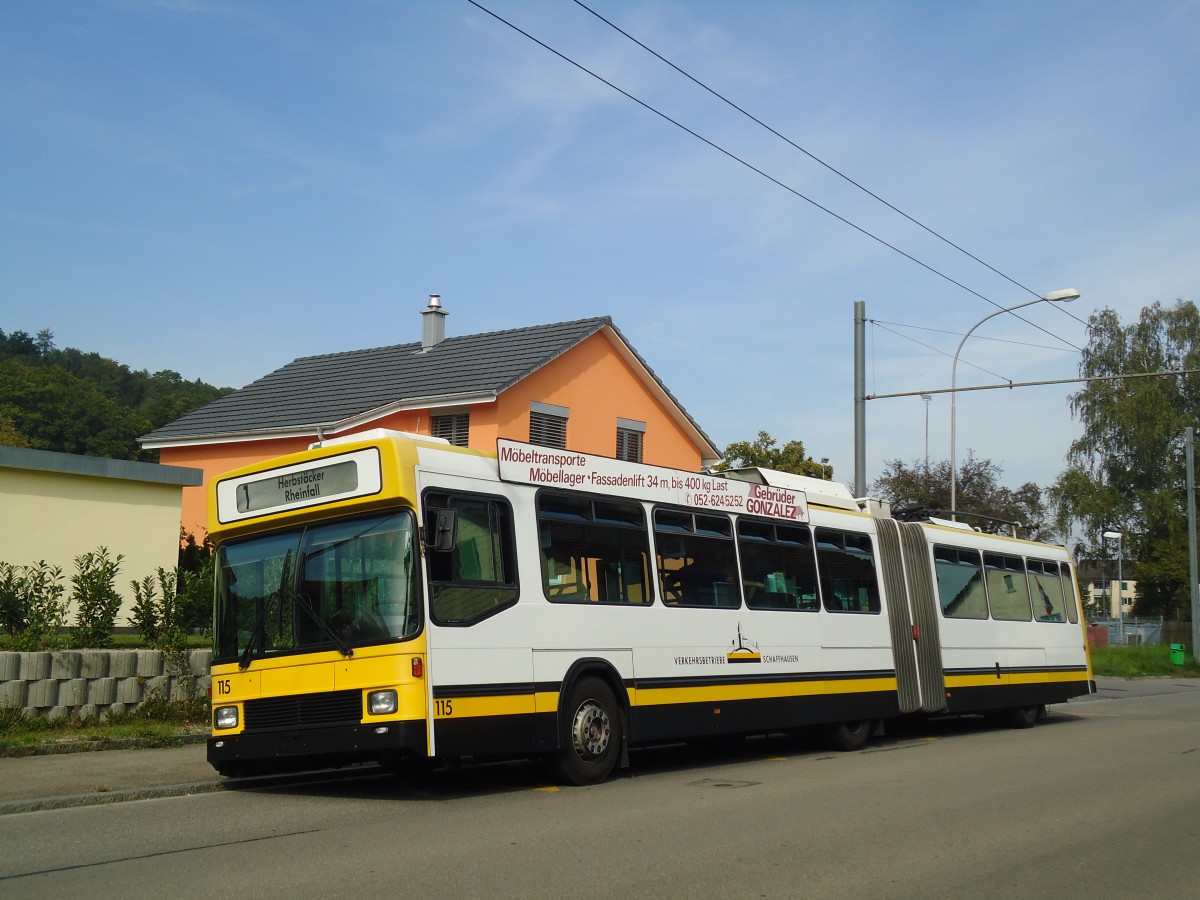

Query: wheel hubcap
570,700,611,760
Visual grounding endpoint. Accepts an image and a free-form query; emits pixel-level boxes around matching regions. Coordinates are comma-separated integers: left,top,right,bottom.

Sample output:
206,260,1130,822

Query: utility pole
1187,427,1199,659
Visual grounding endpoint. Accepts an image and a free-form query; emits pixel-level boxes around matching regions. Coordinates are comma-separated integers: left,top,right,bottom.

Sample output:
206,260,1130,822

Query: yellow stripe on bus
435,694,537,719
629,676,897,707
945,671,1090,689
439,677,898,720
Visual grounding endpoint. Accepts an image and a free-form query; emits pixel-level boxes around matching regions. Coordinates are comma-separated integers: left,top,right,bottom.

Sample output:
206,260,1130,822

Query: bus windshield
214,510,420,663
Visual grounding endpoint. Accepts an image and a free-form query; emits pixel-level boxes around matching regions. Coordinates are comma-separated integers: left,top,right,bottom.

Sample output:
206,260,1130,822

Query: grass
0,693,210,756
1090,642,1200,678
0,633,210,651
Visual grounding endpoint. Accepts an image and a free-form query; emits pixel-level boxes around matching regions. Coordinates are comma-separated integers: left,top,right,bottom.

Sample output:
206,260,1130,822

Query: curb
0,731,208,759
0,762,386,816
0,779,227,816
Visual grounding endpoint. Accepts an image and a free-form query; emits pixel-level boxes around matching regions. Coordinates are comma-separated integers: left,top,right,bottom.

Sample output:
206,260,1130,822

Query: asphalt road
1,678,1197,899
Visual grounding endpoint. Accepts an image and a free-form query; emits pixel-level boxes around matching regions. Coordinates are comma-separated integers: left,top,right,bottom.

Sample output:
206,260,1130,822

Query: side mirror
427,508,457,552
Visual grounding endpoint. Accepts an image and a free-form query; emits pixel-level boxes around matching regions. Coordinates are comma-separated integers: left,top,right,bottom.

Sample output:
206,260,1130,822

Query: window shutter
431,413,470,447
616,427,643,463
529,411,567,449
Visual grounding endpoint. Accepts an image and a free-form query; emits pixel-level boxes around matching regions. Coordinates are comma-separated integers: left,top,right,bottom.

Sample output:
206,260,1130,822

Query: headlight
214,706,239,730
368,689,398,715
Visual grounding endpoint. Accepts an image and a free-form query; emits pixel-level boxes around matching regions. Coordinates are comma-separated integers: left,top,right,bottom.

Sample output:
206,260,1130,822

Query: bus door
419,476,536,760
873,518,947,714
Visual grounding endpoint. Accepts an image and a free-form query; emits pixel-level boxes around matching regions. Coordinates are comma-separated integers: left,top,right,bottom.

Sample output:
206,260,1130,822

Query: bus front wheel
551,677,623,786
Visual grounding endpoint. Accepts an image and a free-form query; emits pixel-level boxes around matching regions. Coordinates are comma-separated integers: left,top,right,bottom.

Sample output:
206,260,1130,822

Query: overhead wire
869,320,1012,383
467,0,1083,354
571,0,1090,331
868,319,1077,354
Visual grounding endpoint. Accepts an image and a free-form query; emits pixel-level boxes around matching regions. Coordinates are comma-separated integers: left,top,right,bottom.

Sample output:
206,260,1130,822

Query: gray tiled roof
140,317,715,454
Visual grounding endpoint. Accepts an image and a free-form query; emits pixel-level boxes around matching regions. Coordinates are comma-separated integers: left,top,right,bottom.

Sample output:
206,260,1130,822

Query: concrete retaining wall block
104,702,127,719
57,678,87,707
46,706,70,722
27,679,58,708
80,651,110,678
0,652,20,681
116,677,142,705
87,677,117,705
188,649,212,676
136,650,163,678
50,651,82,680
0,680,27,708
19,652,51,681
108,651,137,678
143,674,170,699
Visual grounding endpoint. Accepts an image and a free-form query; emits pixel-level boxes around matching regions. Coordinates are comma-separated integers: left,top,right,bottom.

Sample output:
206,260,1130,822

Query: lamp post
950,289,1081,517
1103,530,1123,643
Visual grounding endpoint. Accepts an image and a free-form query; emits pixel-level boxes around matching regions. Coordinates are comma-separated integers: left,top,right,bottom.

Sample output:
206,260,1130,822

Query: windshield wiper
294,591,354,658
238,618,264,671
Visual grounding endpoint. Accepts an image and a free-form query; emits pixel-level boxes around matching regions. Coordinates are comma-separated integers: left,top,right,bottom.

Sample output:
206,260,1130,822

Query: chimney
421,294,448,351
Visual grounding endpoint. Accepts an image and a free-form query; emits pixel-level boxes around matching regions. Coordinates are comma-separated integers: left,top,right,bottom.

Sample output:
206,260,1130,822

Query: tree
871,453,1051,540
1049,299,1200,619
0,325,232,461
715,430,830,478
0,412,28,447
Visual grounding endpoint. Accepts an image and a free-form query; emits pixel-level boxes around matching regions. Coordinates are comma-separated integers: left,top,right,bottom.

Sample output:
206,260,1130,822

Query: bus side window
537,493,650,604
738,520,819,612
655,509,740,608
423,491,518,625
934,545,988,619
1029,558,1068,622
814,527,881,613
1061,561,1080,624
983,553,1032,621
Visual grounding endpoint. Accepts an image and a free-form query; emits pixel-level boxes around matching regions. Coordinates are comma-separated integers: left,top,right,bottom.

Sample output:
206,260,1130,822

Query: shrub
71,547,124,648
2,561,68,650
127,566,188,662
177,532,214,635
0,561,24,635
129,574,161,646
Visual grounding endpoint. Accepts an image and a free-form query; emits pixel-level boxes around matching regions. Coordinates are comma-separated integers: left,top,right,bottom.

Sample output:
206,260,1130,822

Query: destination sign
236,460,358,513
497,440,808,523
215,448,382,524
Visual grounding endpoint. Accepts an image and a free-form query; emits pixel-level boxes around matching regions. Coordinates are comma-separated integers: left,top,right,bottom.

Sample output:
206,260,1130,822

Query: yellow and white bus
207,430,1093,784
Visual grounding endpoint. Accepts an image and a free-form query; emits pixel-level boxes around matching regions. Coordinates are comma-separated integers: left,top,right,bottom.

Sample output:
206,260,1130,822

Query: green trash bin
1170,643,1186,665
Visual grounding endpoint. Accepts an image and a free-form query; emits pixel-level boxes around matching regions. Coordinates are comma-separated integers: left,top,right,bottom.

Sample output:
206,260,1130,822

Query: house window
530,402,568,449
616,418,645,463
431,412,470,447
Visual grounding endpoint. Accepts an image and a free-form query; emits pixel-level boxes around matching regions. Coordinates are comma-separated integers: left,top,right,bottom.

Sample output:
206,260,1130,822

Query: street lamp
949,289,1081,517
1103,530,1124,643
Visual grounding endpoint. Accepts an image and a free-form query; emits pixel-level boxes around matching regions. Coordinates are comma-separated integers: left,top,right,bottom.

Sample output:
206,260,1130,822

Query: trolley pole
854,301,866,497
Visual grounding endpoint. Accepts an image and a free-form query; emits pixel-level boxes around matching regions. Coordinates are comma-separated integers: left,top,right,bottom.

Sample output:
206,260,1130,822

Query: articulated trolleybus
207,430,1093,784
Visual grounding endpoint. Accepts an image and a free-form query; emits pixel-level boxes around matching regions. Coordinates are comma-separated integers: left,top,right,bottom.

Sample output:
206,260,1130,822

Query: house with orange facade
140,297,722,537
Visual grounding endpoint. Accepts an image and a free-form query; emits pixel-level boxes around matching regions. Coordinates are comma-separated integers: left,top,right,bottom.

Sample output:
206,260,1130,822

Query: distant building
0,445,201,621
1076,560,1137,618
141,297,721,536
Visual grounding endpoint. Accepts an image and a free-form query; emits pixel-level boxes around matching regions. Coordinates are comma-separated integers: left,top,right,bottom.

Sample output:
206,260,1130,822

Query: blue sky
3,0,1198,496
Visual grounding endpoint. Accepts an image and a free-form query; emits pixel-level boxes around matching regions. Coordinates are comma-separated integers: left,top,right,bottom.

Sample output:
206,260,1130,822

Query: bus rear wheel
1004,704,1043,729
551,677,623,786
826,719,872,751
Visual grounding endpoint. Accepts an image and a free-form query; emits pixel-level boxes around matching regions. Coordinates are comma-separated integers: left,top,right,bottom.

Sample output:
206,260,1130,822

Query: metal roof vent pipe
421,294,448,351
